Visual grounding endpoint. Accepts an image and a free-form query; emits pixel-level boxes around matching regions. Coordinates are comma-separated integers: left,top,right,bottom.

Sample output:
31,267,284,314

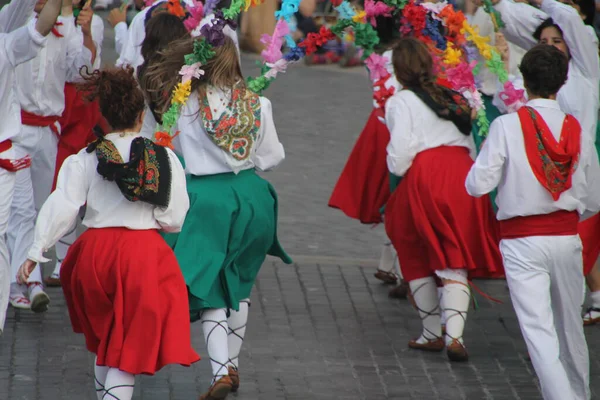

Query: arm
580,139,600,219
0,0,37,33
254,97,286,171
385,95,419,177
89,15,104,69
541,0,600,79
108,6,128,56
3,19,47,68
35,0,63,37
153,149,190,233
116,10,145,67
494,0,548,50
114,22,129,56
465,118,507,197
76,1,97,66
27,155,89,263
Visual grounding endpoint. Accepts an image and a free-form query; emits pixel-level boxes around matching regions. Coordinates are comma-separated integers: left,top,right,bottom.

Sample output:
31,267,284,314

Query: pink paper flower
184,0,204,31
445,60,477,91
365,53,389,82
499,81,526,107
364,0,393,26
264,59,289,79
179,62,204,83
261,20,290,63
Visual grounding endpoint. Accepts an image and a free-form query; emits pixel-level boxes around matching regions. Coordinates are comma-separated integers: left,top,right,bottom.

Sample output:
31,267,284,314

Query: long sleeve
64,17,93,83
116,10,145,67
580,140,600,219
541,0,600,80
495,0,547,50
114,21,128,57
28,155,89,263
385,95,419,177
1,20,47,68
465,118,508,197
153,148,190,233
254,97,285,171
0,0,36,33
90,15,104,70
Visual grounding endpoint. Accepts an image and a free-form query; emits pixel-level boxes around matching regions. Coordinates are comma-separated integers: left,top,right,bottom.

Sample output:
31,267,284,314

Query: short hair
519,44,569,98
533,18,564,41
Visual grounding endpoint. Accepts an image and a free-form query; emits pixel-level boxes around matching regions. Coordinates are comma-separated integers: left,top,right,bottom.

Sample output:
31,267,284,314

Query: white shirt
113,21,128,57
15,16,93,117
465,99,600,221
175,89,285,176
28,133,189,263
495,0,600,139
0,20,47,144
371,50,401,109
385,90,477,177
0,0,36,34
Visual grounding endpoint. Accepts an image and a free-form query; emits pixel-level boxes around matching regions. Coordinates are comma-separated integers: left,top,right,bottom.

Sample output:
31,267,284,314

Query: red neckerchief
51,21,64,38
518,106,581,200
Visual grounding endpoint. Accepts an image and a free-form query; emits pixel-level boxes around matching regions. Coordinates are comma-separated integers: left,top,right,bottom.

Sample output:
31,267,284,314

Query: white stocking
408,277,441,343
442,282,471,346
102,368,134,400
227,299,250,370
378,242,396,273
94,357,109,400
438,287,446,326
201,308,230,384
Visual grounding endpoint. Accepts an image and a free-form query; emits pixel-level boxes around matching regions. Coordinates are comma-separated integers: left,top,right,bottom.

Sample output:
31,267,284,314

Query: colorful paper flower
352,10,367,24
167,0,186,17
365,53,389,82
364,0,393,26
171,80,192,105
264,59,289,79
179,62,204,83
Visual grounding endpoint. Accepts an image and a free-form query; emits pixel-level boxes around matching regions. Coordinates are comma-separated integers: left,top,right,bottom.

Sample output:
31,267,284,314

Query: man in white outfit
466,45,600,400
0,0,63,332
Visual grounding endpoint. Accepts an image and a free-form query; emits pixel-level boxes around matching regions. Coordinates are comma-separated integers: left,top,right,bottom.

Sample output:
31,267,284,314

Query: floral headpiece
145,0,204,32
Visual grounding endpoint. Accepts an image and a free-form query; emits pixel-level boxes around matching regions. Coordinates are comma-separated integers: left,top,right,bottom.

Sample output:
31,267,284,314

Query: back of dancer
466,44,600,400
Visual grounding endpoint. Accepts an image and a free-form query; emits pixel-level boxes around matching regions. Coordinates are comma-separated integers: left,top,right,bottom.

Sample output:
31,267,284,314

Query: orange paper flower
167,0,186,17
154,131,180,150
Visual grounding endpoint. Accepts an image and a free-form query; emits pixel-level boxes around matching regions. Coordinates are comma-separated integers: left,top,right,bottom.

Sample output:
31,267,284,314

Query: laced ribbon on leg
102,368,134,400
200,308,230,384
442,282,471,346
94,357,109,400
408,277,442,342
227,299,250,369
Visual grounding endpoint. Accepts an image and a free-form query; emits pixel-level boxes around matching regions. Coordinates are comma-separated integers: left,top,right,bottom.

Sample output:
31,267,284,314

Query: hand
495,32,509,61
471,107,478,121
77,0,93,36
108,5,128,27
17,260,38,285
529,0,543,7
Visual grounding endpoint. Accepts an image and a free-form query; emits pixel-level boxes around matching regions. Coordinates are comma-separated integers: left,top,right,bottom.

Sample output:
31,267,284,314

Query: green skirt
163,169,292,320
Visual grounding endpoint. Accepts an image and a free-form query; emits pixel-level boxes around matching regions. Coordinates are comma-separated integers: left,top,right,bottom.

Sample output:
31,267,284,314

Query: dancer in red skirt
383,38,504,362
328,17,408,296
17,66,200,400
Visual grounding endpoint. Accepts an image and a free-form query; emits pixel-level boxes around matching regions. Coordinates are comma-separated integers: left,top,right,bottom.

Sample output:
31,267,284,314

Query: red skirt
328,108,391,224
61,227,200,375
53,84,107,191
580,213,600,276
384,146,504,282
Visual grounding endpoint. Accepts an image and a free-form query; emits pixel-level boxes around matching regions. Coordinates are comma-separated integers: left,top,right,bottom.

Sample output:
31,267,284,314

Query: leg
200,308,234,399
94,357,109,400
227,299,250,393
583,258,600,325
375,241,398,284
548,236,590,400
102,368,134,400
500,238,575,400
407,276,443,351
0,161,16,333
436,269,470,362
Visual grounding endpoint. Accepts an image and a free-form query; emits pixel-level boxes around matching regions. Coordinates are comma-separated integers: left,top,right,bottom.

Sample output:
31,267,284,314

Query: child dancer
17,66,200,400
0,0,62,333
384,38,503,362
140,36,291,399
466,44,600,400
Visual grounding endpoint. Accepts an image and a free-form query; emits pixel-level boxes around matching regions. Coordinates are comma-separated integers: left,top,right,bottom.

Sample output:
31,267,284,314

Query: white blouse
385,90,476,177
494,0,600,139
466,99,600,221
27,134,189,263
174,88,285,176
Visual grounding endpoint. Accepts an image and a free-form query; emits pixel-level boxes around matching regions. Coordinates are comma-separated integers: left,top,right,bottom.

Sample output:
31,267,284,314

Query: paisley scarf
409,84,473,135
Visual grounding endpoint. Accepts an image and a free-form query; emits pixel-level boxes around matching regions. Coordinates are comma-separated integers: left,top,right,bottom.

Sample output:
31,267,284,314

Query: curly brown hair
78,66,145,131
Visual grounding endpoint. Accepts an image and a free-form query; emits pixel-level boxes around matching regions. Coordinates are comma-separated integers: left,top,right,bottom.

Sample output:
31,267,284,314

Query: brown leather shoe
374,269,398,284
408,337,444,352
446,339,469,362
44,276,61,287
228,366,239,393
199,375,233,400
388,280,409,299
583,307,600,326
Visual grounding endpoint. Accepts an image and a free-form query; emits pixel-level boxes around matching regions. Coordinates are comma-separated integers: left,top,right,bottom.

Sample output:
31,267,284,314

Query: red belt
0,139,31,172
499,210,579,240
21,111,60,137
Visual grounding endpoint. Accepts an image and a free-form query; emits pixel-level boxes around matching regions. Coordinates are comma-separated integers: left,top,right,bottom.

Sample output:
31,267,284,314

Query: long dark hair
137,13,189,123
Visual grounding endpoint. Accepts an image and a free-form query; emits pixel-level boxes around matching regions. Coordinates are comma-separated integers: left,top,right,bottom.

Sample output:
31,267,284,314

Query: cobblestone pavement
2,13,600,400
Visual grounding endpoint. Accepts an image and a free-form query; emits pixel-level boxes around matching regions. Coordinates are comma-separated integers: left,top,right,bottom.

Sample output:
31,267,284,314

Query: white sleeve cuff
27,18,47,47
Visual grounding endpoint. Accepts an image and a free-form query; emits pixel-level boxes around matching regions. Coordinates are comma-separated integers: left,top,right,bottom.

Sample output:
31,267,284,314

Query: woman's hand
495,32,510,71
17,260,38,285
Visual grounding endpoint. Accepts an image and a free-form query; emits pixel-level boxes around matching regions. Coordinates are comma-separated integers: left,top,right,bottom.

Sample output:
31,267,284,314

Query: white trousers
0,145,17,332
501,235,590,400
7,125,58,283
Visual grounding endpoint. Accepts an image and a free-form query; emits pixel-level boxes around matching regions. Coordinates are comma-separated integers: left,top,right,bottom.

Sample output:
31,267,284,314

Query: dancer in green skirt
140,36,291,400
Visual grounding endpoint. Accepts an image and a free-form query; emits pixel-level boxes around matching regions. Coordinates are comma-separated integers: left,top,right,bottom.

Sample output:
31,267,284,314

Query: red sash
21,111,60,138
518,106,581,201
499,210,579,239
0,140,32,172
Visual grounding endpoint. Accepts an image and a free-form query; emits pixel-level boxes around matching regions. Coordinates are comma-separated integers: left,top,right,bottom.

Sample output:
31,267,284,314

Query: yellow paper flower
462,21,492,60
352,10,366,24
443,43,463,66
171,80,192,105
244,0,263,11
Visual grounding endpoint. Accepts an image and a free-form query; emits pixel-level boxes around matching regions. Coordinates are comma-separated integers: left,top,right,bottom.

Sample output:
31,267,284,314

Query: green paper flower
185,38,216,66
485,49,508,83
162,105,180,130
247,76,274,94
476,109,490,136
331,19,353,37
223,0,244,19
354,23,380,55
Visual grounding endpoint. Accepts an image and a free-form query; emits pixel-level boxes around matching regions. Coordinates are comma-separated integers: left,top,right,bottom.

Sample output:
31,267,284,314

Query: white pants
7,125,58,283
0,145,17,332
501,235,590,400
